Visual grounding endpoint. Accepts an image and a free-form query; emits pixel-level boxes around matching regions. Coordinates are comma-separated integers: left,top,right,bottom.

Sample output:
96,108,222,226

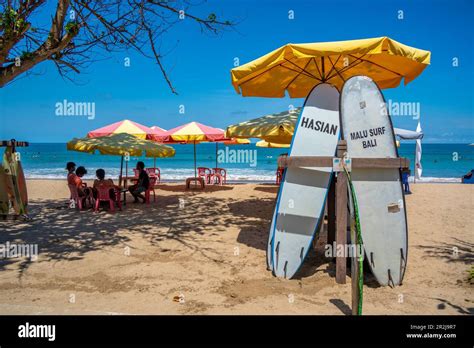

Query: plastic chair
67,184,83,210
94,183,121,212
276,168,285,185
276,153,288,185
212,168,227,185
145,176,157,204
197,167,212,184
146,167,161,183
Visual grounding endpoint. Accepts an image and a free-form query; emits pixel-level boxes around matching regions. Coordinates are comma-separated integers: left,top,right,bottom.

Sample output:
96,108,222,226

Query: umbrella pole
215,142,218,169
125,160,128,189
119,155,124,187
194,140,197,178
413,144,416,184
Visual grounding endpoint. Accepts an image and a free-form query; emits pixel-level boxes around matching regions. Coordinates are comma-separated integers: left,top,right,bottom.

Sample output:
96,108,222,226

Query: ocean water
12,143,474,182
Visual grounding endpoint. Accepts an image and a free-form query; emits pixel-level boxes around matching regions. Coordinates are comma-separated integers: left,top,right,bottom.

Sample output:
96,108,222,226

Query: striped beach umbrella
149,125,170,167
87,119,155,140
150,126,166,132
166,122,225,143
149,125,169,143
166,122,226,179
226,108,300,145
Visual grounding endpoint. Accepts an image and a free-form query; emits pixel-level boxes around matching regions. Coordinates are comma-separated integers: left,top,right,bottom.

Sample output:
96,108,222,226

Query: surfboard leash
343,166,364,315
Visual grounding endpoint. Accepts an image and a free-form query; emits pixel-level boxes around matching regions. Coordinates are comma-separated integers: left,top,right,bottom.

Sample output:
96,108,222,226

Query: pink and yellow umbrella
165,122,226,178
88,119,155,140
87,119,166,184
149,126,169,143
148,125,170,167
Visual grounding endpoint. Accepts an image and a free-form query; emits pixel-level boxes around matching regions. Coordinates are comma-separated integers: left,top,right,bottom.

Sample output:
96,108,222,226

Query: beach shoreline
0,180,472,315
23,177,464,183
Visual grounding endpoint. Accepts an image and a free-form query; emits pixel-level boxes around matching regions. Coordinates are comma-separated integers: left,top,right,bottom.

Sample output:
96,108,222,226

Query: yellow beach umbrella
231,36,431,97
256,140,290,148
226,108,300,144
68,133,175,157
222,138,251,145
67,133,175,186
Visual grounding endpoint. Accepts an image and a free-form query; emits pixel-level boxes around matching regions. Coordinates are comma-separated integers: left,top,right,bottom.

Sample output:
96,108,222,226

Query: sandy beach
0,180,472,315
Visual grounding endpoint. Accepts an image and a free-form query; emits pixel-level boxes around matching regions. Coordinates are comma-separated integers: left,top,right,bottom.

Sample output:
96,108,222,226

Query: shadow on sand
156,183,234,193
0,192,237,278
253,185,279,194
416,238,474,265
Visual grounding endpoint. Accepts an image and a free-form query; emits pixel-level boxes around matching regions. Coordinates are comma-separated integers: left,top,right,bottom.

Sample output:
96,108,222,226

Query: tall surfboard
2,147,28,216
0,163,9,215
340,76,408,287
268,83,340,278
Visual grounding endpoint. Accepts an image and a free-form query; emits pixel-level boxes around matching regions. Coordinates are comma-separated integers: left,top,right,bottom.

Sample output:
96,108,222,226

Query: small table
120,176,138,205
186,177,205,189
120,188,128,205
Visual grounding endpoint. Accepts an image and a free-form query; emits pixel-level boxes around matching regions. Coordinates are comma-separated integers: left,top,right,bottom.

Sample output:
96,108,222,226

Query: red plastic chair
68,184,83,210
146,167,161,183
197,167,212,184
94,183,121,212
212,168,227,185
276,154,288,185
145,176,157,204
276,167,285,185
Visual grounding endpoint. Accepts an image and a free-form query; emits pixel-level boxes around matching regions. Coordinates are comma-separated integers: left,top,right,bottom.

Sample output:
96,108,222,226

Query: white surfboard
340,76,408,287
268,83,340,279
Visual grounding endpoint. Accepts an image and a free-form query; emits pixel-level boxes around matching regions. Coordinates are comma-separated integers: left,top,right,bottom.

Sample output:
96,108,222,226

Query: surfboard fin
300,247,304,260
387,269,395,288
275,241,280,269
370,252,375,268
283,261,288,278
399,248,406,285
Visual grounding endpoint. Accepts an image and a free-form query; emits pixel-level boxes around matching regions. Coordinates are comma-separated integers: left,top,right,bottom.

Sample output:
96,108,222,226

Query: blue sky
0,0,473,143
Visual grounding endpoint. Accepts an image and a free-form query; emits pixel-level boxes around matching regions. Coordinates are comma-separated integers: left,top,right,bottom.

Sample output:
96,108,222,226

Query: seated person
128,161,150,203
66,161,77,199
73,166,93,203
93,169,119,200
66,162,76,178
